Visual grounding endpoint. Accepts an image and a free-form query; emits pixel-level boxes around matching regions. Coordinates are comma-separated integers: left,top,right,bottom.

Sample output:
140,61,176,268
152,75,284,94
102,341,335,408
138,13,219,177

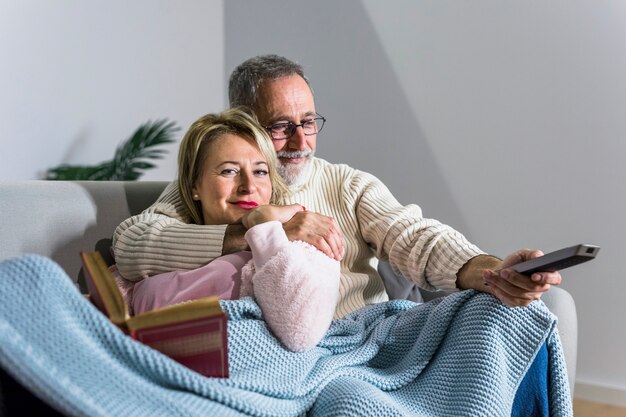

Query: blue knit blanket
0,255,572,416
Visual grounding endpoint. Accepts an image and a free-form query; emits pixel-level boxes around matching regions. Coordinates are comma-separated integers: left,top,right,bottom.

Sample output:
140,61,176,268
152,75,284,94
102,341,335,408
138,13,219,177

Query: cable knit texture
0,255,572,417
112,157,485,318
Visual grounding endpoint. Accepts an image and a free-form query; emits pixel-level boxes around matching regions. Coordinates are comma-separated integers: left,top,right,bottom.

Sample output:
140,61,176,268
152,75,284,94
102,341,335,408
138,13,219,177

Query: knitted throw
0,255,572,416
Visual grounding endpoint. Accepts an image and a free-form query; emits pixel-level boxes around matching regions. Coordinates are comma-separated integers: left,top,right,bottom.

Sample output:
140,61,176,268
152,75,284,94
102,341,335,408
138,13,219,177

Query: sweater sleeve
351,171,485,291
112,181,227,281
244,221,290,269
242,222,340,352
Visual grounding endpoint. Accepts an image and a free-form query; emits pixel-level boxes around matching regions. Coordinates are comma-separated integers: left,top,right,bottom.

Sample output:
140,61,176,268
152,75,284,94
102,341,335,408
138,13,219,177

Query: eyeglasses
265,114,326,141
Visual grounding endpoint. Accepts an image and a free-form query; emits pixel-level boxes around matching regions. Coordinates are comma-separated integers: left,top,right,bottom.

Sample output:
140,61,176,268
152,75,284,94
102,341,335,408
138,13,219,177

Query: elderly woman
129,107,340,352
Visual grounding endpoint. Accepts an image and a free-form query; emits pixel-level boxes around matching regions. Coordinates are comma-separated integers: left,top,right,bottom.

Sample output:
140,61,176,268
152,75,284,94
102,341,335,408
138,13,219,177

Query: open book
80,251,229,378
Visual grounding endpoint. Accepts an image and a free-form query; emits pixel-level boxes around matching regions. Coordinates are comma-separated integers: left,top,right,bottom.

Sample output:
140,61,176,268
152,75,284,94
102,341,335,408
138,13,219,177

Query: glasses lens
314,117,325,134
269,123,294,140
302,119,319,135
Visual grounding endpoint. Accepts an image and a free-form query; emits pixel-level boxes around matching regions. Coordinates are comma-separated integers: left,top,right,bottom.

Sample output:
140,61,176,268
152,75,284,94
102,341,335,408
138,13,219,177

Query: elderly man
113,54,561,319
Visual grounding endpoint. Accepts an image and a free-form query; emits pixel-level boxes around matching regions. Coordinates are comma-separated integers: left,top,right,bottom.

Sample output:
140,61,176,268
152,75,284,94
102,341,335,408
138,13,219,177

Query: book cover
80,251,229,378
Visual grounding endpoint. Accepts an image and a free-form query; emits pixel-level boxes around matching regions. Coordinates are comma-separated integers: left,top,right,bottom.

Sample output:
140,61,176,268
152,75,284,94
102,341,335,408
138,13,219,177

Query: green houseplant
46,119,180,181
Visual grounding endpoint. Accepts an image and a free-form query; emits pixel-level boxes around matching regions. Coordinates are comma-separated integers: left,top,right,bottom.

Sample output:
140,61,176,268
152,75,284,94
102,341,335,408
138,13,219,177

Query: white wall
0,0,225,181
225,0,626,398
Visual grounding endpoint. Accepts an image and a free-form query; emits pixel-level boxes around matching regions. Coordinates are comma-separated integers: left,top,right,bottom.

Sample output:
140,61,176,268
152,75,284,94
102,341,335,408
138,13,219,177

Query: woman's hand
241,204,305,229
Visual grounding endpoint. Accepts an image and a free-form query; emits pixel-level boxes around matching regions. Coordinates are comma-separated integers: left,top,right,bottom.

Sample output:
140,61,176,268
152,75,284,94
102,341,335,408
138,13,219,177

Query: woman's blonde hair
177,107,288,225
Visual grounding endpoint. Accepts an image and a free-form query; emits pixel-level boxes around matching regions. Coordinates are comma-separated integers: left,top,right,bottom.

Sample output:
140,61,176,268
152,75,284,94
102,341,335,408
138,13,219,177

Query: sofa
0,180,578,395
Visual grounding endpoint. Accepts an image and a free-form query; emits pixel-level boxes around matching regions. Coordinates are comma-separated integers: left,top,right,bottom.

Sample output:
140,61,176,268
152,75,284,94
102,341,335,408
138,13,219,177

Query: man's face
256,75,317,186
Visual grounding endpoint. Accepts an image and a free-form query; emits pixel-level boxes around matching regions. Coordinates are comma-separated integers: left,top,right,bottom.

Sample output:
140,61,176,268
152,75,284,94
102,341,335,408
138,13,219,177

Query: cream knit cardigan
113,157,484,318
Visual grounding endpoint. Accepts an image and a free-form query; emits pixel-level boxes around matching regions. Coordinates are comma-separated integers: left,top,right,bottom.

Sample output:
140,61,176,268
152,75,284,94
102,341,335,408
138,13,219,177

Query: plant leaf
46,119,180,181
45,162,113,180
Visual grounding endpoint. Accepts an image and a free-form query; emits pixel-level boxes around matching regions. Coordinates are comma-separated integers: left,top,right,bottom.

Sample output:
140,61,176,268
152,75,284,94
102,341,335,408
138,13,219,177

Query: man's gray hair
228,54,313,110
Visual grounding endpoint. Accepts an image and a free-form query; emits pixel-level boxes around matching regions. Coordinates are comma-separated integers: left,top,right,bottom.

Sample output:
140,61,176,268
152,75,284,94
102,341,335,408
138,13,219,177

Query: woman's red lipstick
234,201,258,209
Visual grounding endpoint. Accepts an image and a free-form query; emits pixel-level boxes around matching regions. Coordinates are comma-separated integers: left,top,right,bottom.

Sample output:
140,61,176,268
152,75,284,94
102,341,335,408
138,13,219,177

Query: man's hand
457,250,561,307
483,249,562,307
282,210,344,261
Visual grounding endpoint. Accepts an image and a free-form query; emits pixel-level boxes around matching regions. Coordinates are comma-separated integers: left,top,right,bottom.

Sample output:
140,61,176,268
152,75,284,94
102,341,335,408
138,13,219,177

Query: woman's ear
192,186,200,200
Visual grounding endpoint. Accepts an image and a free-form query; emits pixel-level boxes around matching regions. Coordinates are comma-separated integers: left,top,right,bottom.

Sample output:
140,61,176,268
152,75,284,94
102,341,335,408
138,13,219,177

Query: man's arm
113,181,231,280
222,224,249,254
456,254,501,293
349,168,561,305
353,170,484,291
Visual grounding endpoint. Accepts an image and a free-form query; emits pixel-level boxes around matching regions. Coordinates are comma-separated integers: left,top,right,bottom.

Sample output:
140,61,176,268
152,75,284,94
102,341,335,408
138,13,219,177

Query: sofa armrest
540,286,578,395
0,181,168,286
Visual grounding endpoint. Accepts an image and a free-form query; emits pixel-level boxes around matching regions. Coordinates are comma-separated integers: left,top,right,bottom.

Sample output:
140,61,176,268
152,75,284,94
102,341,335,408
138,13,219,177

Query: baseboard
574,381,626,408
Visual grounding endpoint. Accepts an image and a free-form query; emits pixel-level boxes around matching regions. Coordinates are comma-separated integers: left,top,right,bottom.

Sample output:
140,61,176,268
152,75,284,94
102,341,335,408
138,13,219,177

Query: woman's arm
242,220,340,352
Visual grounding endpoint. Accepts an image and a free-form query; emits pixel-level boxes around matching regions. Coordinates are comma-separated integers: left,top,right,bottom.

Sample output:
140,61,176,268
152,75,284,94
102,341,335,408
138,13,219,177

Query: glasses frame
264,113,326,141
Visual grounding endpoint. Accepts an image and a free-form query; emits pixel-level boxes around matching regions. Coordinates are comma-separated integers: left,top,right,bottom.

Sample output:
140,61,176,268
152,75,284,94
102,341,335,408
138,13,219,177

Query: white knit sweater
113,157,484,318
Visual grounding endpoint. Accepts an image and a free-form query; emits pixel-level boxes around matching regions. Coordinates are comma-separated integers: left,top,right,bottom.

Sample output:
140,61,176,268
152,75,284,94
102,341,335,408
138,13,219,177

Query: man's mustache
276,150,313,159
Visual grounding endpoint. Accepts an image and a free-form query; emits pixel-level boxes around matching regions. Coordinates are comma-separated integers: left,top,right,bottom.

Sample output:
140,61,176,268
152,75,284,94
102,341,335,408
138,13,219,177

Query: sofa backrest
0,181,168,288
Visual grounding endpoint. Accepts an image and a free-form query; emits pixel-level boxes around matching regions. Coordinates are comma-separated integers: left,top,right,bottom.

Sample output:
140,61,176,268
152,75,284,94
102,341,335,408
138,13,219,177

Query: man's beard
276,150,314,187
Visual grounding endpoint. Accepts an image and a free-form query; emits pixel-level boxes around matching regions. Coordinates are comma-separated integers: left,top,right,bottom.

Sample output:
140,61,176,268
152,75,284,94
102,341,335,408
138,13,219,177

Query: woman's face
193,134,272,225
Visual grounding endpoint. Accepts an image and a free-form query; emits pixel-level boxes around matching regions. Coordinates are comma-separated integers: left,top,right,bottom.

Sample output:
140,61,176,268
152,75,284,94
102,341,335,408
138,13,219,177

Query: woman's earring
193,194,199,200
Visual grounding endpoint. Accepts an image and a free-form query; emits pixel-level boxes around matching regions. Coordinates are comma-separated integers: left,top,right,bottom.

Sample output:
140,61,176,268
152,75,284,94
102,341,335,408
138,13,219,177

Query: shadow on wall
224,0,469,232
